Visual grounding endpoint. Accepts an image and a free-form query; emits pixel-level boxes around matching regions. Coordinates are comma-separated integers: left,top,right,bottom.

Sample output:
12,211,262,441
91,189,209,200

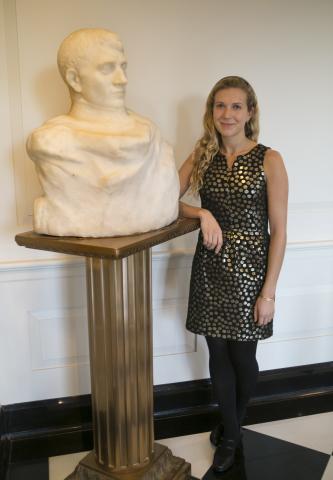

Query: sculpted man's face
69,42,128,109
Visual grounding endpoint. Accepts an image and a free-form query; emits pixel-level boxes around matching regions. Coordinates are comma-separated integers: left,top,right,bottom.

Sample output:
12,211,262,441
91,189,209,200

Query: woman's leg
227,339,259,426
205,336,240,441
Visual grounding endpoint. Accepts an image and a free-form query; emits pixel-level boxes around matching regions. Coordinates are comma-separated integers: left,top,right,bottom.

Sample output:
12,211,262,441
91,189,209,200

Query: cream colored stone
27,28,179,237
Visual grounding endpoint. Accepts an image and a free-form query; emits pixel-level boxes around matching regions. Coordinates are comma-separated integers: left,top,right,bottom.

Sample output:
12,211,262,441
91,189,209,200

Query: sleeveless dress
186,143,273,341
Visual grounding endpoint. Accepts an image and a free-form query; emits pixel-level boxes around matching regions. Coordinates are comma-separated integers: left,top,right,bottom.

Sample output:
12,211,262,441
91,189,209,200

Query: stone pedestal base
65,443,191,480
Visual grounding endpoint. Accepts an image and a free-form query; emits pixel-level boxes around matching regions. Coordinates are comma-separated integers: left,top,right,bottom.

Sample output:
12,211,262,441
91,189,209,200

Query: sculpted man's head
57,28,128,110
27,27,179,237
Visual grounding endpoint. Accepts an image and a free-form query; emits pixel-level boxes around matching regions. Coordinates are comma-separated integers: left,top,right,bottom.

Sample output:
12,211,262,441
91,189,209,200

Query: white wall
0,0,332,404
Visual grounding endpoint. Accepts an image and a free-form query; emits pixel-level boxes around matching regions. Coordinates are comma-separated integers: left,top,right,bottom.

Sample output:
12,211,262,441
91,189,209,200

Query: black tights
206,336,259,441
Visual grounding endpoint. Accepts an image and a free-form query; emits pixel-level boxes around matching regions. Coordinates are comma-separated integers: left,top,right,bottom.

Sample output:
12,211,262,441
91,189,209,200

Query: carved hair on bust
57,28,123,85
27,28,179,237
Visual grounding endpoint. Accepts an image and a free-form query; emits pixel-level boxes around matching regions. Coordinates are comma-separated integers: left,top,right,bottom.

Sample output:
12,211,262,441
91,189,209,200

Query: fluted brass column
68,249,190,480
86,251,153,471
15,218,199,480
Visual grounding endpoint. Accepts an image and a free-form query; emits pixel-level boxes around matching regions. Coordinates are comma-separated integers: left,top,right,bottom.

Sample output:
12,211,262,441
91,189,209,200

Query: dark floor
203,429,331,480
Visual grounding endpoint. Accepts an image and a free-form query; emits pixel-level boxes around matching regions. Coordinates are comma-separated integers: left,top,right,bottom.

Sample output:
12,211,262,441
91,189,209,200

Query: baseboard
1,362,332,465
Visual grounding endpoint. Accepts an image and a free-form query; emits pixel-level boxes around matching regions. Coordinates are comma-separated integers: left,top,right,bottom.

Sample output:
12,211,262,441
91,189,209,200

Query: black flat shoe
212,438,240,473
209,423,224,446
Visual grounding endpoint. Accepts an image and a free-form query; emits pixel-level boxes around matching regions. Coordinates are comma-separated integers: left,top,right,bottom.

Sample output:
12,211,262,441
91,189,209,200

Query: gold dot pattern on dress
186,143,273,340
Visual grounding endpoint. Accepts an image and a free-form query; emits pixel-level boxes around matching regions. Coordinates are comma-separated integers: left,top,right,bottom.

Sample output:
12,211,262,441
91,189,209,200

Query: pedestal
16,218,199,480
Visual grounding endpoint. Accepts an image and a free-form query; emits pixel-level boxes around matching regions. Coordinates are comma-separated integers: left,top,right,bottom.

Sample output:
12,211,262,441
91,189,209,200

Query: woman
179,76,288,473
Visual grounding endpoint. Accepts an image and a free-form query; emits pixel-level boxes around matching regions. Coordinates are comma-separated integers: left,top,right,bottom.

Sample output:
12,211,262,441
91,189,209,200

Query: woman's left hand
254,297,275,326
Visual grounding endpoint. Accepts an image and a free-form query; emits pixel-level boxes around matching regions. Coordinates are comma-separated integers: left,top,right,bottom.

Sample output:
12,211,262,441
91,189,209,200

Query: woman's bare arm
178,153,223,254
254,149,289,325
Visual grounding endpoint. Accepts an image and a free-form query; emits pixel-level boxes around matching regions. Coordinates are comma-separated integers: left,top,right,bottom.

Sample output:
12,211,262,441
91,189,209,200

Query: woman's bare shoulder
265,148,283,161
263,148,288,179
264,148,285,167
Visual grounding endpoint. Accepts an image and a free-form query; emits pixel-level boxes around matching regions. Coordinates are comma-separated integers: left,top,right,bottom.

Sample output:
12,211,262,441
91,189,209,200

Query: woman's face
213,88,251,140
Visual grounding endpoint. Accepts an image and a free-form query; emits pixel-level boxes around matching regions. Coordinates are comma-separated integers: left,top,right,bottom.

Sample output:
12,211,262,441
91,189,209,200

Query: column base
65,443,191,480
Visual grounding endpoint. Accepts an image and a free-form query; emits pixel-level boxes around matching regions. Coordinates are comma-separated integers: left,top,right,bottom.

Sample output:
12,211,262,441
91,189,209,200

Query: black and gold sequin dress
186,143,272,340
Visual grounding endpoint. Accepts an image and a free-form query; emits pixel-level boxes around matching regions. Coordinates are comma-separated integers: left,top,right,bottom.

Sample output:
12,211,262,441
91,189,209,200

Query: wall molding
3,0,32,225
28,306,89,370
261,328,333,345
1,243,332,397
0,256,84,273
1,239,333,273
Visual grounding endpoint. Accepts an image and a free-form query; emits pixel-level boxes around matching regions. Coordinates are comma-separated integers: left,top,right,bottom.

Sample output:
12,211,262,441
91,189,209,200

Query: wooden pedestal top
15,217,200,259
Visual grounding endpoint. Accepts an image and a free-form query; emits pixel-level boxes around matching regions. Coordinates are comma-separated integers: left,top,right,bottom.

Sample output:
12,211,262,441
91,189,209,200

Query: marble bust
27,28,179,237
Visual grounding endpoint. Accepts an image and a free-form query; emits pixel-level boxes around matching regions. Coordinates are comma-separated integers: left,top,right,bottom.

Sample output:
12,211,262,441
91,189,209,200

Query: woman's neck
221,138,256,156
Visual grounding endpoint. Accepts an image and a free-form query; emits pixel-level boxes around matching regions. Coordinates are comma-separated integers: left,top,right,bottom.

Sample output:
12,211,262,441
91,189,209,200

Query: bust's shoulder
27,116,75,155
30,115,75,136
125,110,162,145
128,110,158,130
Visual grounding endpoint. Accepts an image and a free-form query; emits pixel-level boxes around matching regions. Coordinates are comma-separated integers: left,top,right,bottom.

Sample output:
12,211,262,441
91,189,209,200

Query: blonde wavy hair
190,76,259,193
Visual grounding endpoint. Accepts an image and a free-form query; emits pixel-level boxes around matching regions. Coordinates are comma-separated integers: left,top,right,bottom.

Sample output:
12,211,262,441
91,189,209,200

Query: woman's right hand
199,209,223,254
